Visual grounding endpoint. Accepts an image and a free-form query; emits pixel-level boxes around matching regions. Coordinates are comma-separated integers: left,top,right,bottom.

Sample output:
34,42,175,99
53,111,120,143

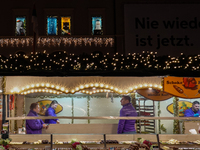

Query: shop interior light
100,84,104,87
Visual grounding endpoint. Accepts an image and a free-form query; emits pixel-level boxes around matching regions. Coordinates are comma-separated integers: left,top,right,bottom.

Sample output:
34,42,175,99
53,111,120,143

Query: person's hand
194,113,199,117
46,124,49,129
57,120,60,124
43,124,48,128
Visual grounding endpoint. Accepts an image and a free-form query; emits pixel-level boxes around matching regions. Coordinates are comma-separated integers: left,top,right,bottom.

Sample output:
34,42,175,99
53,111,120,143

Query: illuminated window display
15,17,26,36
61,17,71,35
92,17,102,35
47,16,58,35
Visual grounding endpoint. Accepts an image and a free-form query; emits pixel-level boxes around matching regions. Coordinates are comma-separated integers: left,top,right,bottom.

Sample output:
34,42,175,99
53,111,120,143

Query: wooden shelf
161,144,200,148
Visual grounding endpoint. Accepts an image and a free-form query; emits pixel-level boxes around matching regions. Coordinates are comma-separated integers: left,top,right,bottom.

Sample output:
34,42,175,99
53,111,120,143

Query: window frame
44,9,74,36
12,9,30,36
88,8,106,35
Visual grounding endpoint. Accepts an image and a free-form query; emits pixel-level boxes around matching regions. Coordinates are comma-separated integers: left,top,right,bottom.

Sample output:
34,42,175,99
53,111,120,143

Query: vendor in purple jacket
118,95,137,134
26,103,48,134
45,100,60,124
184,101,200,117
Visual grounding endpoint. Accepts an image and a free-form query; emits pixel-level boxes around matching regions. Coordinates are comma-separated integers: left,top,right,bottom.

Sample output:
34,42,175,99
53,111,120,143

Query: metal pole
103,134,106,150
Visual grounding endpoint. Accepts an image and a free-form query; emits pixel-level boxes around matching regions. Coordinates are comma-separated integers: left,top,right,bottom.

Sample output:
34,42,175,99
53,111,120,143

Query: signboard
164,76,200,98
167,101,192,117
136,88,173,101
124,4,200,56
37,100,63,116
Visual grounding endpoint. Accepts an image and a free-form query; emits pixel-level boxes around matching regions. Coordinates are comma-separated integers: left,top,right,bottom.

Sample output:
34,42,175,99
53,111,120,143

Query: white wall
25,95,122,125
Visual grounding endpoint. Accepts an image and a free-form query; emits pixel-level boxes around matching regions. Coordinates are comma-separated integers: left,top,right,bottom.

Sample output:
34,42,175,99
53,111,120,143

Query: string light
0,37,114,48
10,82,162,95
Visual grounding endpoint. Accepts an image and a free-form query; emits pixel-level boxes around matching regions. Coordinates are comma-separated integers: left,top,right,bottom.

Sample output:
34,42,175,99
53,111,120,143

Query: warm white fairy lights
11,83,162,95
0,37,114,47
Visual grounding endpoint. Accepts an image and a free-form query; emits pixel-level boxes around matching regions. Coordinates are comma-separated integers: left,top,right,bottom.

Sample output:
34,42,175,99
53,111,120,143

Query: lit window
92,17,103,35
16,17,26,36
61,17,71,35
47,16,58,35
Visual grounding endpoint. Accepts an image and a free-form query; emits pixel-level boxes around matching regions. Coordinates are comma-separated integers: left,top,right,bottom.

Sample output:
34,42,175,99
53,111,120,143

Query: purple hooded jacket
45,107,58,124
118,103,137,134
26,110,44,134
184,108,200,117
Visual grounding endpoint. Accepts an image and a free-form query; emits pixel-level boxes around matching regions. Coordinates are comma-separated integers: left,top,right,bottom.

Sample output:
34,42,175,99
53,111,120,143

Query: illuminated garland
87,96,90,124
0,51,199,77
0,37,114,47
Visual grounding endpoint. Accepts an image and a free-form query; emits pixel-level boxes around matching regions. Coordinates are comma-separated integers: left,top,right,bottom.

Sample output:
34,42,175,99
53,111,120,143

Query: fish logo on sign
167,101,192,117
37,100,63,116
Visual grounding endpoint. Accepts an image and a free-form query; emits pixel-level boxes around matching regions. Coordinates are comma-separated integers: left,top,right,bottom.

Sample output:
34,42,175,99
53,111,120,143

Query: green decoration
71,98,74,124
14,94,17,132
25,94,121,99
2,76,6,94
130,93,136,108
158,101,167,133
160,124,167,133
87,96,90,124
182,121,185,134
173,97,180,134
158,101,161,134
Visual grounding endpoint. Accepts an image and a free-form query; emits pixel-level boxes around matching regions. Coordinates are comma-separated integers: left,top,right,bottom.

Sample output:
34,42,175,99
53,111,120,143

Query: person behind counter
184,101,200,117
118,95,138,134
45,100,60,124
26,103,48,134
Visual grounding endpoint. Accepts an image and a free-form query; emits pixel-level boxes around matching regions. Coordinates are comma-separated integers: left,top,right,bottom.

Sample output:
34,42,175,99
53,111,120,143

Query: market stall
2,76,200,150
3,76,163,132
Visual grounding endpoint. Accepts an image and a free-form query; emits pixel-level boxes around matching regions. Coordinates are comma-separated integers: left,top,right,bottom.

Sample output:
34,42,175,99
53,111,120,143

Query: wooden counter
42,124,118,134
184,121,200,134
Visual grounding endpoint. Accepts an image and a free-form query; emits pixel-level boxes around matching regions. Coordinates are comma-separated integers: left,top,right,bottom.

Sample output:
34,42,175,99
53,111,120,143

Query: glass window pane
16,17,26,36
61,17,71,35
47,16,58,35
92,17,103,35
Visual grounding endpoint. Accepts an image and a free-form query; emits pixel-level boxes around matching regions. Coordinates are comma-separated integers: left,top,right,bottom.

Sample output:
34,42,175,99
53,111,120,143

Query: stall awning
5,76,162,95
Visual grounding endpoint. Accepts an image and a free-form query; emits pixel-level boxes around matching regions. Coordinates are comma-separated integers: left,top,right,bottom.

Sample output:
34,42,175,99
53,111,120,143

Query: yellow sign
167,101,192,117
164,76,200,98
37,100,63,116
136,88,173,101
